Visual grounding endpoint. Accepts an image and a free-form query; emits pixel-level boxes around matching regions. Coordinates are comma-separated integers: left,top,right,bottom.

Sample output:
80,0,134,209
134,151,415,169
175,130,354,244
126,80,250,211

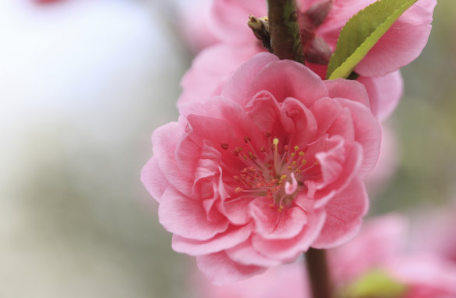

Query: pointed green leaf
326,0,419,80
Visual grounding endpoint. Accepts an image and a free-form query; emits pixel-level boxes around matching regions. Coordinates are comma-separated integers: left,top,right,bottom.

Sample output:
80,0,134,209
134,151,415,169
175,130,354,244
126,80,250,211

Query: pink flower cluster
142,0,436,285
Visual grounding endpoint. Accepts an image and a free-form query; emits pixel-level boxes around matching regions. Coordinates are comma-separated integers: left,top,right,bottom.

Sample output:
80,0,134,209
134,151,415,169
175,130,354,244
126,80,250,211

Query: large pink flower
142,53,381,284
192,215,456,297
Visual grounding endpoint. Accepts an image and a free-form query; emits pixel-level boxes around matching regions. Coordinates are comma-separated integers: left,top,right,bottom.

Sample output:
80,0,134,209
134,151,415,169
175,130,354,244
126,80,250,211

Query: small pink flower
142,53,381,284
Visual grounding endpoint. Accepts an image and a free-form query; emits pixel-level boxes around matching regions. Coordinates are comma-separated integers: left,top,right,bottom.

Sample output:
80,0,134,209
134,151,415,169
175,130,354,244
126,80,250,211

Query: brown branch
267,0,304,63
305,248,333,298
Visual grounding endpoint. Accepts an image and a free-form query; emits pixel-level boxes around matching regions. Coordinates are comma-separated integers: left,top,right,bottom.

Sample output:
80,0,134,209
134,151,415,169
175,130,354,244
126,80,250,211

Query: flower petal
358,71,403,121
336,98,382,177
248,59,328,106
197,252,267,285
226,239,282,267
249,198,308,240
312,177,368,249
251,209,326,261
172,224,253,256
152,122,193,194
178,44,259,107
158,187,229,241
141,156,170,202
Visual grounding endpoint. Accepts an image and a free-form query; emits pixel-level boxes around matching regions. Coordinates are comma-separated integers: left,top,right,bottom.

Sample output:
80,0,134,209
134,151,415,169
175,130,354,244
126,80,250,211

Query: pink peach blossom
177,0,435,120
411,203,456,265
192,215,456,298
210,0,436,77
142,53,381,284
177,0,220,53
178,0,414,120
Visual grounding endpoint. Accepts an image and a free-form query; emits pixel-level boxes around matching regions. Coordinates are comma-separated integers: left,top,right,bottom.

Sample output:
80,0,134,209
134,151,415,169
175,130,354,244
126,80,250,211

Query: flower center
221,135,319,211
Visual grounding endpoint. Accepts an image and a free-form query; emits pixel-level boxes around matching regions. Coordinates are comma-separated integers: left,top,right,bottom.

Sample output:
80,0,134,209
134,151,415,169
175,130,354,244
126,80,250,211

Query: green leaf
340,269,408,298
326,0,419,80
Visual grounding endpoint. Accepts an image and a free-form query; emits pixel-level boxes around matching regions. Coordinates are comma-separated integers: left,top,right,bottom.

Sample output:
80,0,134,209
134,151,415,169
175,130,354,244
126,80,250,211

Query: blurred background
0,0,454,297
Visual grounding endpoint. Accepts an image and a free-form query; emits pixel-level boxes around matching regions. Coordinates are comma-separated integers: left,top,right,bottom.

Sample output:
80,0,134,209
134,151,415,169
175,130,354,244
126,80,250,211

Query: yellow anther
302,159,307,165
280,174,287,180
292,161,297,167
291,153,296,157
273,138,279,146
299,151,305,156
288,166,292,170
235,187,243,193
278,206,284,212
294,145,299,151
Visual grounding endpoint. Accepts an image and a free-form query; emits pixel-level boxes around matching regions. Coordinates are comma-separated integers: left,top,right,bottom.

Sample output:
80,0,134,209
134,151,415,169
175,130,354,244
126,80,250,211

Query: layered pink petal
226,240,282,267
172,224,253,256
152,122,193,194
141,156,170,202
312,177,368,249
178,44,259,107
248,60,328,106
336,98,382,177
250,198,308,240
159,187,229,241
251,209,326,261
197,252,267,285
222,53,279,106
324,79,370,108
358,71,404,121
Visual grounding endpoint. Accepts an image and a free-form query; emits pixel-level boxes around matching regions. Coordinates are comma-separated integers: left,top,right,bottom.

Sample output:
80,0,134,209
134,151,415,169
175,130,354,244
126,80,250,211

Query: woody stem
267,0,304,63
305,248,333,298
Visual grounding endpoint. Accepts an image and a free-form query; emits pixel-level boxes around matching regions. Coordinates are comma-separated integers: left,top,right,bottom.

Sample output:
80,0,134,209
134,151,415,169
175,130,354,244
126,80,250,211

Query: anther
244,136,251,143
220,143,229,150
294,145,299,151
235,187,243,193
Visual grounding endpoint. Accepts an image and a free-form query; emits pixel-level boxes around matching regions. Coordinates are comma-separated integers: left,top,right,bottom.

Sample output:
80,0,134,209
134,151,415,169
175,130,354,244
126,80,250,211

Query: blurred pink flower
142,53,381,284
210,0,436,76
177,0,438,120
411,203,456,265
192,215,456,297
177,0,220,53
